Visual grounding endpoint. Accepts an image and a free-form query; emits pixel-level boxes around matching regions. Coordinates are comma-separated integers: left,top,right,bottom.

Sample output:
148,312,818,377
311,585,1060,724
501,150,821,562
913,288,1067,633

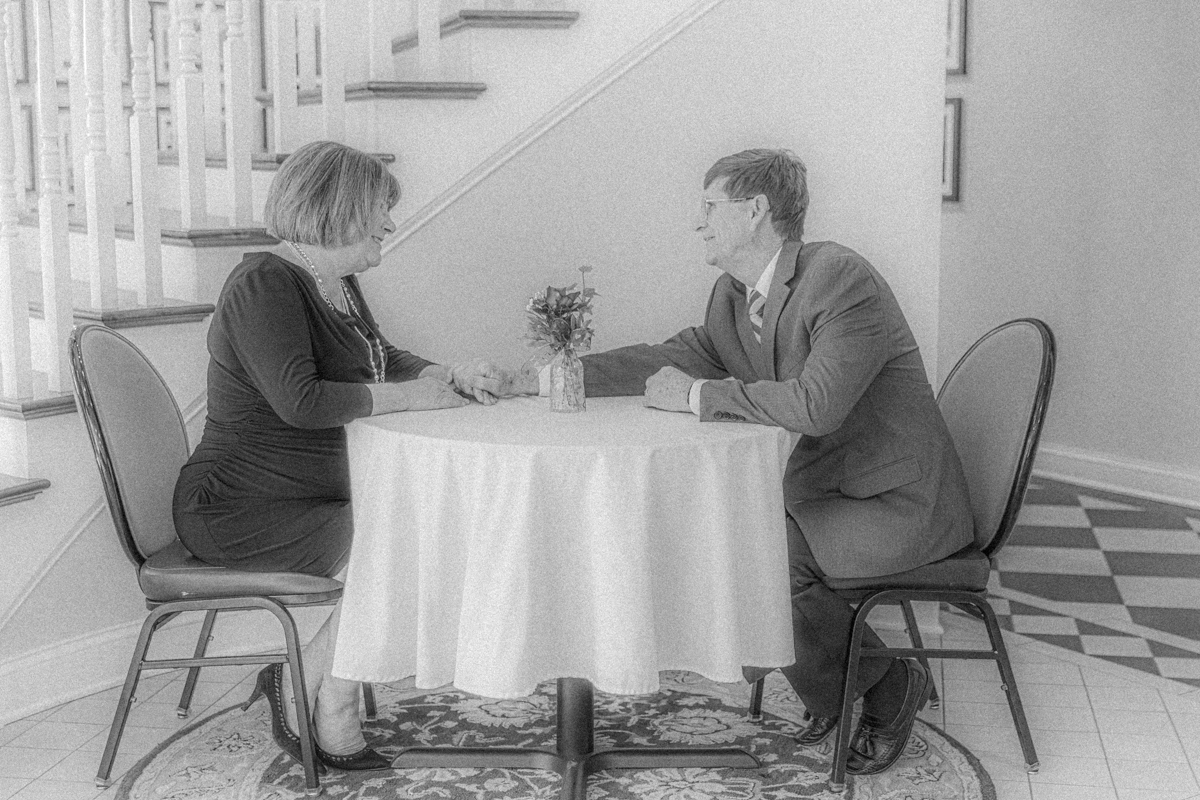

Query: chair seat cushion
139,540,343,603
827,542,991,594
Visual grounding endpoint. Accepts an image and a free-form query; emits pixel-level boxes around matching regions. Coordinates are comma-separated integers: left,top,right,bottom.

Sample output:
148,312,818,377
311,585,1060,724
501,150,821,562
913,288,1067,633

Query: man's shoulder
796,241,886,290
800,240,874,270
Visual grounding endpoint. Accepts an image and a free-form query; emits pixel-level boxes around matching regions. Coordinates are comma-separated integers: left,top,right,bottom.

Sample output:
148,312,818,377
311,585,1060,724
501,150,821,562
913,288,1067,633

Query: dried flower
525,266,597,352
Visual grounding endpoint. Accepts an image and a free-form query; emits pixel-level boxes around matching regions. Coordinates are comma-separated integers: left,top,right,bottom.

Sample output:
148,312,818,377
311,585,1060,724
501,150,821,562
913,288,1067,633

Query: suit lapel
759,240,803,381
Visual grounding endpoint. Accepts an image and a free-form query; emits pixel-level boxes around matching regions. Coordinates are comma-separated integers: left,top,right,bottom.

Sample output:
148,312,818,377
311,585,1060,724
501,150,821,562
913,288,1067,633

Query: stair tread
157,150,396,170
18,206,279,246
0,474,52,507
392,8,581,53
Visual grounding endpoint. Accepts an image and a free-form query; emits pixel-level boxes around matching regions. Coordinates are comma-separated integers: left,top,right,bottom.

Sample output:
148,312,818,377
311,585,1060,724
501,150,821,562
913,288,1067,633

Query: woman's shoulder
222,251,303,296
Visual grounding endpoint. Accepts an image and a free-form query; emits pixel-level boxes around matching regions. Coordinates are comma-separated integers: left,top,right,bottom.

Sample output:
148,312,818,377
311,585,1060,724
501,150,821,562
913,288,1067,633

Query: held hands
446,360,505,405
643,366,695,413
494,352,551,397
367,378,468,415
419,361,505,405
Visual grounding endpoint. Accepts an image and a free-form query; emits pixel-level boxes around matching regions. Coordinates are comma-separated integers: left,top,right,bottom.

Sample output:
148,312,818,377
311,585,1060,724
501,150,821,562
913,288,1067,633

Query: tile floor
1,478,1198,800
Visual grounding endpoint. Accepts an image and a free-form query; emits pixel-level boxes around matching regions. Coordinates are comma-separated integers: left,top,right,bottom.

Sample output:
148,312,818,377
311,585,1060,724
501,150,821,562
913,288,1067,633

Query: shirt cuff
688,380,705,415
538,364,550,397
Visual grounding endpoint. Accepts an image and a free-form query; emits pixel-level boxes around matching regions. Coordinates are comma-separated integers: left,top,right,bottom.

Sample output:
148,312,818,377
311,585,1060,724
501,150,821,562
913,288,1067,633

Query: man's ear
750,194,773,229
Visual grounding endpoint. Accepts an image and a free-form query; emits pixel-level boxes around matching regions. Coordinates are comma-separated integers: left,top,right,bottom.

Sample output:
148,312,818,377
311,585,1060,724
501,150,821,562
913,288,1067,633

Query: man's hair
704,149,809,240
264,140,401,247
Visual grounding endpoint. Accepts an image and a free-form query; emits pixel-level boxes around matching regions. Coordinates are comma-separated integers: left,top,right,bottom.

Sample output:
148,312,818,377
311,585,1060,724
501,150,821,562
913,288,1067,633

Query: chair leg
900,600,940,709
748,677,764,720
177,610,218,718
829,608,873,793
976,600,1039,773
95,609,167,787
362,682,378,722
261,602,322,796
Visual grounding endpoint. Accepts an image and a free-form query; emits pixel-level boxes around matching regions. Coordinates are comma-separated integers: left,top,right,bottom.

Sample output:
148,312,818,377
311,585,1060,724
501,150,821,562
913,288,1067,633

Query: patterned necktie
748,289,766,344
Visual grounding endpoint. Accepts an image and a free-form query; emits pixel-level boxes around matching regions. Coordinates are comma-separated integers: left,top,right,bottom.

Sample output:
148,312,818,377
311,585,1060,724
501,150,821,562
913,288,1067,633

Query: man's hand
644,366,695,413
494,352,554,397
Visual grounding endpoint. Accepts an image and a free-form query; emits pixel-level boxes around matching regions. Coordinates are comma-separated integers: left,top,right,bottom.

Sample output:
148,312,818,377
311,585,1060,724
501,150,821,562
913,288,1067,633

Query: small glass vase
549,347,585,413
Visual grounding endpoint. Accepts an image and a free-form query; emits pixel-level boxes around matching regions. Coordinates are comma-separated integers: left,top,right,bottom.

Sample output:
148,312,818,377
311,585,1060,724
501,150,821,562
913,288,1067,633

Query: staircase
0,0,712,723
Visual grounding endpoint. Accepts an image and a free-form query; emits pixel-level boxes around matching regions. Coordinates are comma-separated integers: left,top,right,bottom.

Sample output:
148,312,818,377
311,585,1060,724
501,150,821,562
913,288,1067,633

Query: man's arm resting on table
698,269,889,433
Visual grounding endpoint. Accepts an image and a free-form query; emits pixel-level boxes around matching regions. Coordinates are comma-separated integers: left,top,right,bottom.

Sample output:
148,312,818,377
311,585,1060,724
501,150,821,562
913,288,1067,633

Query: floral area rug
118,670,994,799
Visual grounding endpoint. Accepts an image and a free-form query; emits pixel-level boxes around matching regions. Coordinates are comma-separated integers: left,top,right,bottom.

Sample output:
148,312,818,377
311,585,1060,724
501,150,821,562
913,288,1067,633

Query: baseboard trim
387,0,729,246
1034,445,1200,512
0,605,332,726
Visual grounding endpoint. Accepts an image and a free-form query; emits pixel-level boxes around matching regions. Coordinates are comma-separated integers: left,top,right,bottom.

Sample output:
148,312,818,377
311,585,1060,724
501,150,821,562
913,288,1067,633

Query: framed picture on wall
943,98,962,202
947,0,967,75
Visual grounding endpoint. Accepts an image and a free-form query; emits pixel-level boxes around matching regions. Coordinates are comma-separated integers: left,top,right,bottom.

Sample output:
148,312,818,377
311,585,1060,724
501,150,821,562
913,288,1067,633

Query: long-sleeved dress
172,251,433,575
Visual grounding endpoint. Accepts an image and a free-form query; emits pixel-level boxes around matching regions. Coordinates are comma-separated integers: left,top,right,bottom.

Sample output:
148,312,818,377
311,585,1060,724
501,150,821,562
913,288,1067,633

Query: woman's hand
367,378,469,415
421,361,504,405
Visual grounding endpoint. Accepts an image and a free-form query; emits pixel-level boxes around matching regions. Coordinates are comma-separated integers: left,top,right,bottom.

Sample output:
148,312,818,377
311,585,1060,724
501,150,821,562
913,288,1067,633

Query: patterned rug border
115,677,997,800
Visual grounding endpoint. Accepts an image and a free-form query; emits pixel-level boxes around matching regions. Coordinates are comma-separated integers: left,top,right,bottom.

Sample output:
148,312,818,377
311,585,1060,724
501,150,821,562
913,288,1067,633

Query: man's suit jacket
582,240,974,579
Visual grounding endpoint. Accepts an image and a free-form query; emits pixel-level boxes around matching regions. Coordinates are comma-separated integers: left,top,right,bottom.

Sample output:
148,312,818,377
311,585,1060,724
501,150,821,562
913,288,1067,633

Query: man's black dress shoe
795,714,840,746
845,658,932,776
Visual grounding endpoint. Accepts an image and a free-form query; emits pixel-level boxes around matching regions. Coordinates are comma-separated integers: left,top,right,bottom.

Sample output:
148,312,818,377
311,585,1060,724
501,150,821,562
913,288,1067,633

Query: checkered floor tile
986,477,1200,688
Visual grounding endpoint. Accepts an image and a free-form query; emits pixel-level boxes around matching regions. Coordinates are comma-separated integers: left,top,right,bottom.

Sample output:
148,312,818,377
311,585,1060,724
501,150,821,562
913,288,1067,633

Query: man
510,148,973,776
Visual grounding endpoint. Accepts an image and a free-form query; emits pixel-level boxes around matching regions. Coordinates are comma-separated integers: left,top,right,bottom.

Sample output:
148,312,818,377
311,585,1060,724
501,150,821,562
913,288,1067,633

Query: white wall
939,1,1200,506
364,0,948,380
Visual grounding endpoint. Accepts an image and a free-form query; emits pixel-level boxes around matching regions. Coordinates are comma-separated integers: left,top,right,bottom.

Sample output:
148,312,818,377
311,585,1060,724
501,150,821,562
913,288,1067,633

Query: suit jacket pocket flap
839,456,922,499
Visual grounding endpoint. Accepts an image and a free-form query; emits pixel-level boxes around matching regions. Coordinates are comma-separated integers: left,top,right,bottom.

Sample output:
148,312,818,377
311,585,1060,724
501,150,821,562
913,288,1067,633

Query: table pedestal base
390,677,761,800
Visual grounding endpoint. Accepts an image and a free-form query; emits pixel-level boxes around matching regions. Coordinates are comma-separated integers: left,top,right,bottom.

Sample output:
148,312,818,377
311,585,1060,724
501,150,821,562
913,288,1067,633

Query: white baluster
200,0,223,157
295,0,315,93
245,0,266,152
103,0,131,206
33,0,72,392
224,0,253,223
320,0,344,141
417,0,441,79
129,0,163,305
173,0,207,227
0,4,33,397
270,1,297,154
83,0,118,309
67,0,86,203
367,0,396,80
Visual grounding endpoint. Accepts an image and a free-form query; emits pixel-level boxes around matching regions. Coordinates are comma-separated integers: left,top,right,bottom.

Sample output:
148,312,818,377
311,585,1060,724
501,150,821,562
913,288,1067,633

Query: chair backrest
70,324,189,567
937,319,1056,557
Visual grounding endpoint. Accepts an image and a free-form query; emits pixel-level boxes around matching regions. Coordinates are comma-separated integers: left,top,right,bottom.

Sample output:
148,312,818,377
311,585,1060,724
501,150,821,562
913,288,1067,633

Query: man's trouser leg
778,515,893,717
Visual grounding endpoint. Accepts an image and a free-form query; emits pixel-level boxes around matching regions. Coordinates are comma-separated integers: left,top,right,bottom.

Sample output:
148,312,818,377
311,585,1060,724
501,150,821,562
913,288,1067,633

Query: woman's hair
704,148,809,240
263,141,401,247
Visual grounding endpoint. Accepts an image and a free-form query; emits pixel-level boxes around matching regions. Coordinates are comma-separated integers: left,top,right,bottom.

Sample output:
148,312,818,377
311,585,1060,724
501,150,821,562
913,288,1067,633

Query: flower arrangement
525,265,596,353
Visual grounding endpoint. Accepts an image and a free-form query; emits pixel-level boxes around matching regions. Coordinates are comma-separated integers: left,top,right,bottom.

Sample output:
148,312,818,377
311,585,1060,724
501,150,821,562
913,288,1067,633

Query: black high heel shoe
311,693,393,772
242,664,327,776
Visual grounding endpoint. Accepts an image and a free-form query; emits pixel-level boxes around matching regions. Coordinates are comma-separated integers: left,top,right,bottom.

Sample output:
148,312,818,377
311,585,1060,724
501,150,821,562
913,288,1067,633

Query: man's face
696,178,754,271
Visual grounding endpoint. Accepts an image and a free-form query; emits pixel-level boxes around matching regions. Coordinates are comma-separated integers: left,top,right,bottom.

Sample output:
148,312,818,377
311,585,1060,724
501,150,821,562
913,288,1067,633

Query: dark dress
172,251,433,576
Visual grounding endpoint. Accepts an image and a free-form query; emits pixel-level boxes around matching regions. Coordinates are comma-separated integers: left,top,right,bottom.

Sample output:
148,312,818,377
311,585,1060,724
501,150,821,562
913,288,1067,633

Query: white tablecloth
333,396,797,698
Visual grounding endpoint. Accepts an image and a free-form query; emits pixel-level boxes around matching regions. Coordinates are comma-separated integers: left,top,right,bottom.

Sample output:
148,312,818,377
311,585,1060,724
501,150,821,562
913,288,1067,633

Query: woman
173,141,500,770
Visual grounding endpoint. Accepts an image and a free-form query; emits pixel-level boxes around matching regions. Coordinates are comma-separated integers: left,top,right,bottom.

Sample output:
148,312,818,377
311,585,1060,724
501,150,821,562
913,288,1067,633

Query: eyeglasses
701,197,753,219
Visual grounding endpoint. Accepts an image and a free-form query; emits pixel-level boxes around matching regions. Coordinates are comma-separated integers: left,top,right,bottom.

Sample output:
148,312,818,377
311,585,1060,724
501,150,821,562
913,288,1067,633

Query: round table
335,395,798,798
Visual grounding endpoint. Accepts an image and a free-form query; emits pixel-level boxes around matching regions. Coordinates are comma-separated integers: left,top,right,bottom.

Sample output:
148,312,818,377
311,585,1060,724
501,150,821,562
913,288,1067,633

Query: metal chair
70,323,376,795
749,318,1055,791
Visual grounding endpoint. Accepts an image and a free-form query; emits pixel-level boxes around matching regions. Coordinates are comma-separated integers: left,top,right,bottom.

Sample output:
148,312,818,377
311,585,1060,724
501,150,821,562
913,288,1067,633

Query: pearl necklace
287,241,386,383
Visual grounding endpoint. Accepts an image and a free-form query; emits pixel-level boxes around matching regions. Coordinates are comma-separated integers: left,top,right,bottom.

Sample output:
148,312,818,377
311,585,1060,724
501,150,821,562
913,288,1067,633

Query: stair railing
0,0,402,402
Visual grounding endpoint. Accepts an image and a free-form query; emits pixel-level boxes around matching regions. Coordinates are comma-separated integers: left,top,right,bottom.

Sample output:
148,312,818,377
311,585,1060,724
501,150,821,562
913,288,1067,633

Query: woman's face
347,205,396,273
